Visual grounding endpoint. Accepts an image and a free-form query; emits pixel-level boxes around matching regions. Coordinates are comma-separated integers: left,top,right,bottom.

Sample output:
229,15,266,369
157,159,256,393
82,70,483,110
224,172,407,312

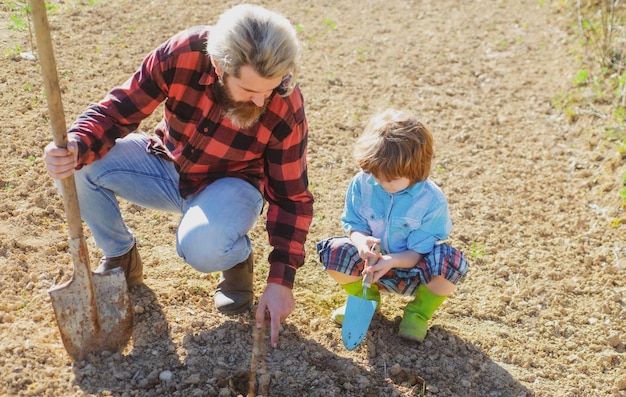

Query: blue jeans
70,133,264,272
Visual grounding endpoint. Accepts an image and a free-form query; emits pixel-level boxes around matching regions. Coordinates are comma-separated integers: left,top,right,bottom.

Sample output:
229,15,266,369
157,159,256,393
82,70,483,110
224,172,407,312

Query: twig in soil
248,325,268,397
408,376,426,397
574,104,609,119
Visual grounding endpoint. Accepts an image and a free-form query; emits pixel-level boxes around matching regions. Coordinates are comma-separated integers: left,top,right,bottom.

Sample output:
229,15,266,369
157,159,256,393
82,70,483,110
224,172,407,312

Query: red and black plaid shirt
68,26,314,288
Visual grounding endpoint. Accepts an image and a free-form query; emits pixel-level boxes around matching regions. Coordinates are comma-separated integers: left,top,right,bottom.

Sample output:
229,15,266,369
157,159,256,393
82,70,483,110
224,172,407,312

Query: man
43,4,313,348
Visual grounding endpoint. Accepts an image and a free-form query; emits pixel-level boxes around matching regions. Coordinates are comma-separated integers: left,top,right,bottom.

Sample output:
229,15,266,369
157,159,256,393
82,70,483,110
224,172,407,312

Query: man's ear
211,58,224,78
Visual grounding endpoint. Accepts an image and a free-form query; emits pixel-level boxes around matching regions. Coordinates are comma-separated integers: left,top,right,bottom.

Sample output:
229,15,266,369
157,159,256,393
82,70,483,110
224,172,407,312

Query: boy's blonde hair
354,109,433,184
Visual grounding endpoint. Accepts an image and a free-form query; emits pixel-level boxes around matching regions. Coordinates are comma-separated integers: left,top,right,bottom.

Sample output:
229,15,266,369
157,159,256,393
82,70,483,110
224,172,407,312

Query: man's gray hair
207,4,300,96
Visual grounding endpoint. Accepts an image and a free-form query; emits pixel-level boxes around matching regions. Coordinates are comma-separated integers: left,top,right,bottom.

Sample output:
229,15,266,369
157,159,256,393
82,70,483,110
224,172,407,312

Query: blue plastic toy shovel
342,244,381,350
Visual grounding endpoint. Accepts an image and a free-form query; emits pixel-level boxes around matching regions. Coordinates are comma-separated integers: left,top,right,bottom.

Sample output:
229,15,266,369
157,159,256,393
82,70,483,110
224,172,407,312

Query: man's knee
176,231,248,273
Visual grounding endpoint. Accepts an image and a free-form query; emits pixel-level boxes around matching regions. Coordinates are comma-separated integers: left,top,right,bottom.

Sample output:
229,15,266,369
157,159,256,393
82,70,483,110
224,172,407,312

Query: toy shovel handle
30,0,83,241
362,243,381,289
362,272,374,289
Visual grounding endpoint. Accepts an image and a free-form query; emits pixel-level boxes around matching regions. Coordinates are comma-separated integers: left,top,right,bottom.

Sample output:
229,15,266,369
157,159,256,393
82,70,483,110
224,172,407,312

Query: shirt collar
404,180,425,197
367,173,426,197
199,60,217,86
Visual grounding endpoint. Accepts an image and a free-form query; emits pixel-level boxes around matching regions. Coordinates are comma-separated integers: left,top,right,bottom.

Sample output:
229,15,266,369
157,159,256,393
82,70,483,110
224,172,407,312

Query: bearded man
43,4,313,348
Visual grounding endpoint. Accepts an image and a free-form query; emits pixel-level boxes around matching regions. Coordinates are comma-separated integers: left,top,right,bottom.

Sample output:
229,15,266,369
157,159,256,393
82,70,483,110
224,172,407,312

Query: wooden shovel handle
30,0,84,241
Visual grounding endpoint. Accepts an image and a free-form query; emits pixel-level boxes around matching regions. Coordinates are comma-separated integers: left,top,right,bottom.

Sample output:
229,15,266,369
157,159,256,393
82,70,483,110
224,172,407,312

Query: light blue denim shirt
341,171,452,255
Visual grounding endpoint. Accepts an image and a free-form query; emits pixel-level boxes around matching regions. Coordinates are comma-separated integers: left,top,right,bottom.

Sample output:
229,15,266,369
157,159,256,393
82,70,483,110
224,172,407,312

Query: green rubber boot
331,280,380,325
399,284,447,342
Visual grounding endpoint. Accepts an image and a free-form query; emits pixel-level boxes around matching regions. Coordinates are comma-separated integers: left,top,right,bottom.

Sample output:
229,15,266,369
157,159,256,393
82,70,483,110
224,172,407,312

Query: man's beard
213,77,270,129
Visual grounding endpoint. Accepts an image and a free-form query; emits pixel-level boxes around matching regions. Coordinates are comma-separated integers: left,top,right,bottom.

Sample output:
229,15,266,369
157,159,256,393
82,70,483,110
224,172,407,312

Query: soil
1,0,625,396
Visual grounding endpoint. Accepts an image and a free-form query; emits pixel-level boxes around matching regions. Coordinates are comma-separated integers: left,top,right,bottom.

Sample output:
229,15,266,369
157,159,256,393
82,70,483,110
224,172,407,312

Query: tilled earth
0,1,625,396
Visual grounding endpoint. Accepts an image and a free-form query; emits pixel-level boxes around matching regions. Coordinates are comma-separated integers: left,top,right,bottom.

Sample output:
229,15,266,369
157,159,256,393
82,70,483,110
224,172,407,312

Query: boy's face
374,176,412,194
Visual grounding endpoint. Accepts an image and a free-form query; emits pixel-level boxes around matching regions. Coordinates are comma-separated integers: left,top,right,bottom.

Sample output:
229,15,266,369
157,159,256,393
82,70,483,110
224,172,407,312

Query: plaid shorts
316,236,469,296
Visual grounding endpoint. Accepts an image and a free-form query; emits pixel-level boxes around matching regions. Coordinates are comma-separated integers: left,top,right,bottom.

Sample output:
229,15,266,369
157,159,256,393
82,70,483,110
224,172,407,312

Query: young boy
317,109,468,342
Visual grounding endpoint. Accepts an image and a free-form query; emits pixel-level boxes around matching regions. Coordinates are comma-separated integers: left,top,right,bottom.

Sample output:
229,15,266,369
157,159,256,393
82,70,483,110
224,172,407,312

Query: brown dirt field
1,1,625,396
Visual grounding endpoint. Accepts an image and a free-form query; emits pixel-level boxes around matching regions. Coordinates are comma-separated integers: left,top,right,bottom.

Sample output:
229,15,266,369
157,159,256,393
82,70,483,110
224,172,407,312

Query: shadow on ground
69,286,530,397
364,315,532,397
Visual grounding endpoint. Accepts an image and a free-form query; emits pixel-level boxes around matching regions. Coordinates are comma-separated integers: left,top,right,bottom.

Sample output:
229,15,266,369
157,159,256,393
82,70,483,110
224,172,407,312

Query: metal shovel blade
342,243,381,350
342,294,378,350
49,237,134,361
30,0,134,361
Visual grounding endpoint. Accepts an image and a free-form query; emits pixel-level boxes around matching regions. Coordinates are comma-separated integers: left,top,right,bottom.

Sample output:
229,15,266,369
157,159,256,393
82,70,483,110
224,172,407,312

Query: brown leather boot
95,242,143,287
214,252,254,314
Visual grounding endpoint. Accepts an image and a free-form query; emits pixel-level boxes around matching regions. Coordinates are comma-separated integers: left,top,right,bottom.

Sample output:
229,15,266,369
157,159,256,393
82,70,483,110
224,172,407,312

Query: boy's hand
351,233,380,261
367,250,423,283
362,243,382,279
366,254,394,283
365,243,381,265
361,244,381,263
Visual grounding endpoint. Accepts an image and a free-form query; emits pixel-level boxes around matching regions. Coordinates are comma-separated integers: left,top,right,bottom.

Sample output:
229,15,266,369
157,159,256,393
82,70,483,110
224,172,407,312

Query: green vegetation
621,169,626,200
322,18,337,30
470,242,489,259
5,1,58,59
5,44,22,58
7,1,58,31
558,1,626,208
356,47,371,63
9,11,28,31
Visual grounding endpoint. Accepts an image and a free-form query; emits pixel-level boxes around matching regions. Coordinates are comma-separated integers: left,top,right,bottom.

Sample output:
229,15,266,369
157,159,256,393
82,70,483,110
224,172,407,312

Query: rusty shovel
29,0,133,361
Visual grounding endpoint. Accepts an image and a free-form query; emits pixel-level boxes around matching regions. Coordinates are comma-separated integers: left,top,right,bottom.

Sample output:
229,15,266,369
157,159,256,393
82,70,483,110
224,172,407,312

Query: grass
556,1,626,209
621,170,626,203
322,18,337,30
7,2,59,31
5,1,58,61
5,44,22,57
470,242,489,259
9,12,28,31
